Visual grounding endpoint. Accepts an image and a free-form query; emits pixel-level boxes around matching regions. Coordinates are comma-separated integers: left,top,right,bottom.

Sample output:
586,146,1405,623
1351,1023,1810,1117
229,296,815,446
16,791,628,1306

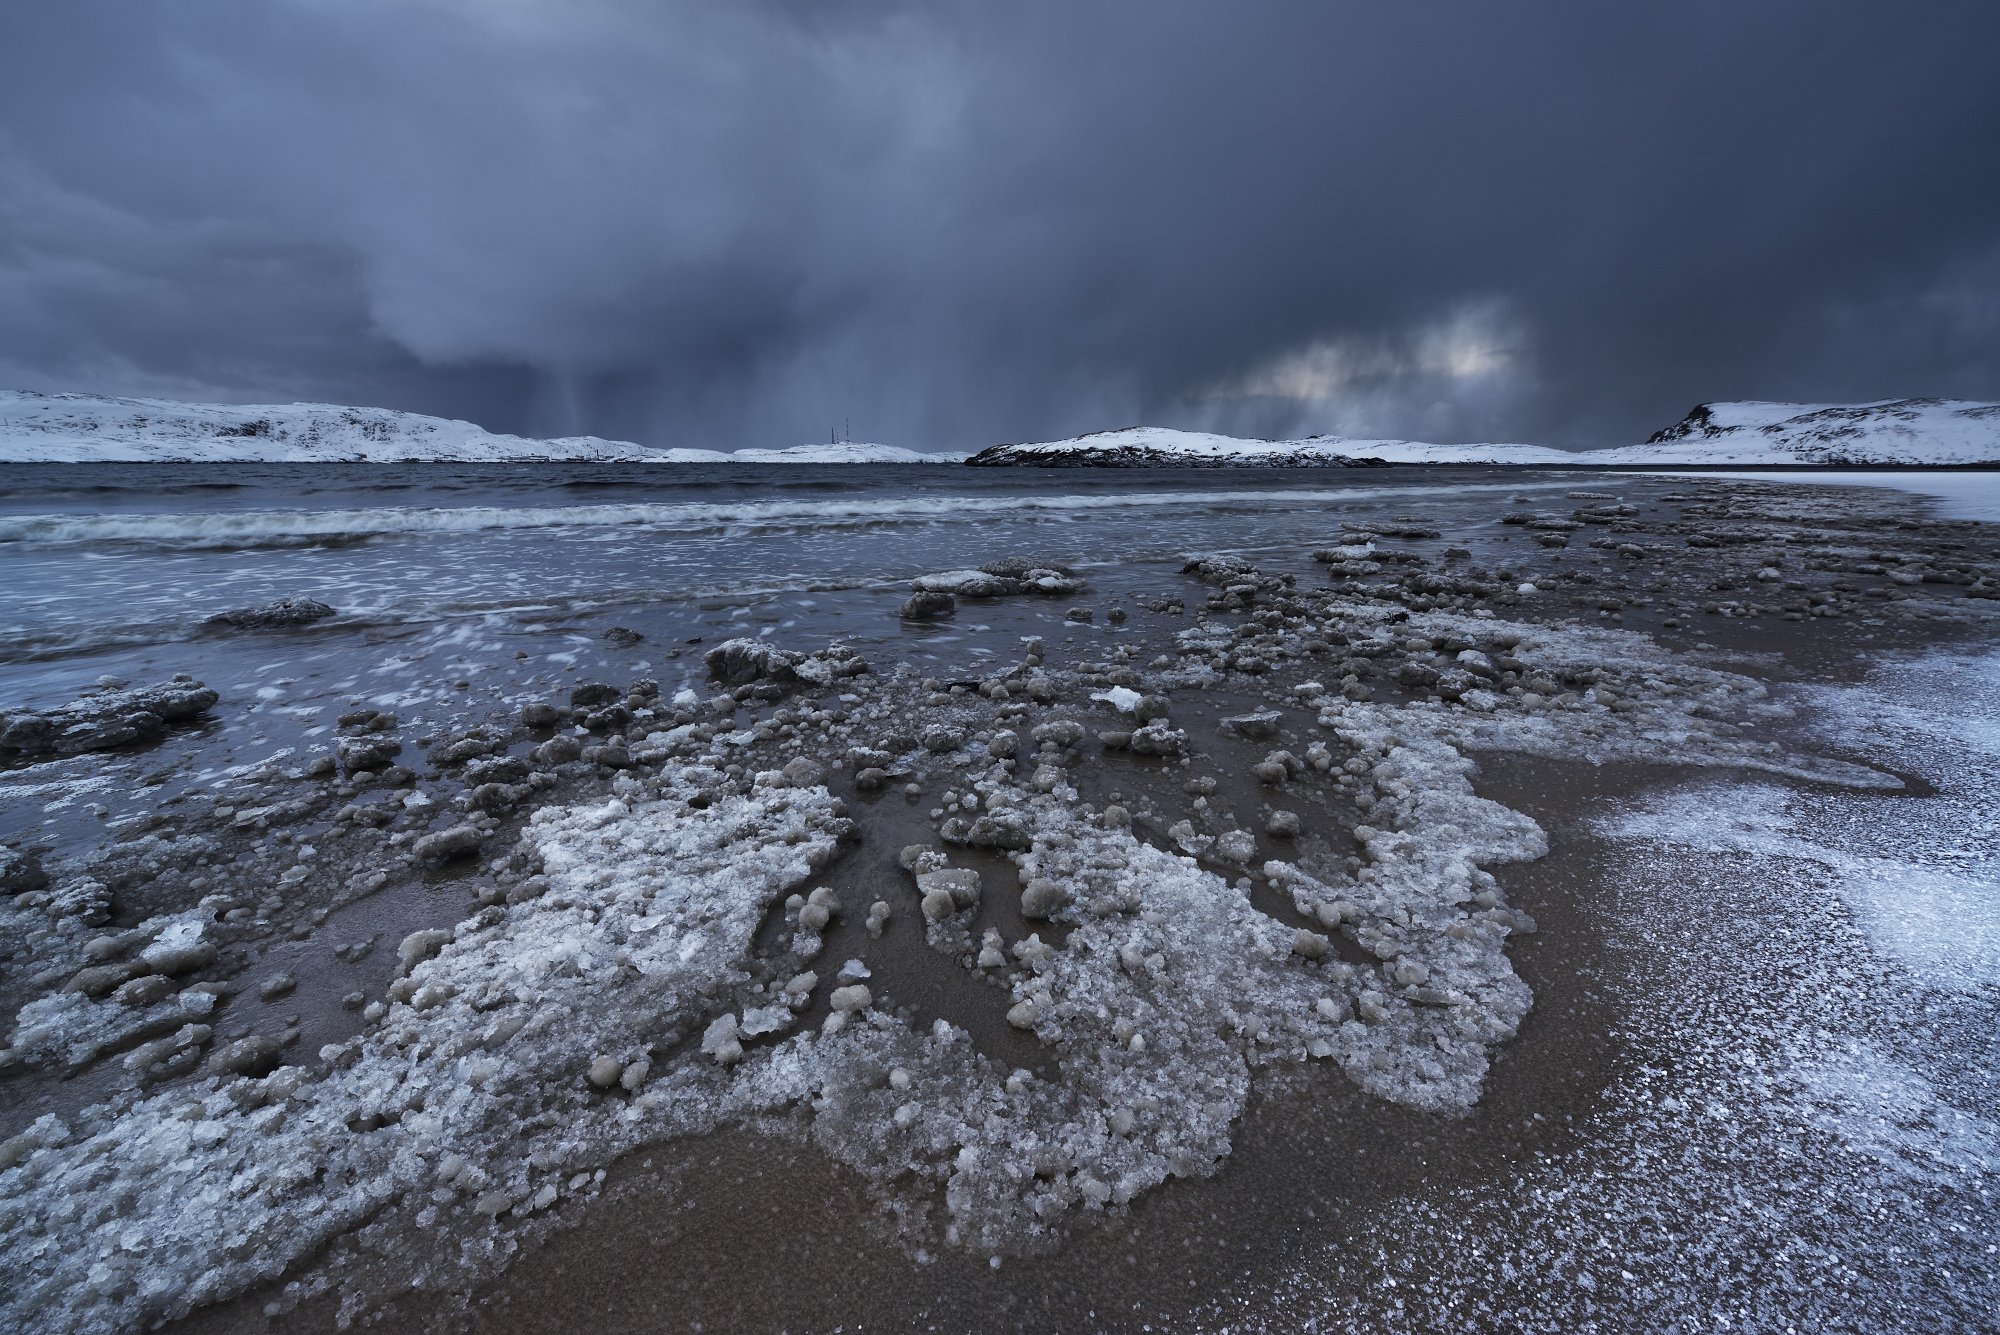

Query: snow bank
3,610,1973,1329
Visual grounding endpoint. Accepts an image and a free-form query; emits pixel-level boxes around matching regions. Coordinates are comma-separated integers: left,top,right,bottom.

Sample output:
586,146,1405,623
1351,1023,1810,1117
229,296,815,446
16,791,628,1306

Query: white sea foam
0,481,1582,549
1807,646,2000,758
1639,469,2000,524
1795,1042,2000,1185
1604,782,2000,990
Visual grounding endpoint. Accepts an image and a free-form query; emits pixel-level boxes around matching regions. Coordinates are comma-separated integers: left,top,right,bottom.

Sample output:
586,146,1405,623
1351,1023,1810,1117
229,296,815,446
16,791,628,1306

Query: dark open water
0,462,1608,693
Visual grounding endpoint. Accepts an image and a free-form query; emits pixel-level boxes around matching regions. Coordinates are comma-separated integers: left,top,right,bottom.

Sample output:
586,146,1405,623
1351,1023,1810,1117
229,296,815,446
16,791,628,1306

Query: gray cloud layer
3,1,1997,449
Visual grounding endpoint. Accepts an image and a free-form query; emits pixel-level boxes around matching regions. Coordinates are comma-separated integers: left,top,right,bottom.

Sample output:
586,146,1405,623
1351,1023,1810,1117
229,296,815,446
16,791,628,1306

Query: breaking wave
0,482,1577,550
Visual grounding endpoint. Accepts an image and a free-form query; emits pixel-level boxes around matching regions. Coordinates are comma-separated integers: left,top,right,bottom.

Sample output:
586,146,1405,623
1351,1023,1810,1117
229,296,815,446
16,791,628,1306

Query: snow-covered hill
0,391,966,464
0,391,681,463
966,401,2000,468
1306,438,1578,465
1618,399,2000,466
968,426,1573,467
639,442,967,463
10,390,1993,467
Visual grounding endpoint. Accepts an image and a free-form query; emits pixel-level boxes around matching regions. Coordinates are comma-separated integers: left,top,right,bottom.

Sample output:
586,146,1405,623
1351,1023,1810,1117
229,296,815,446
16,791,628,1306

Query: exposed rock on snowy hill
1633,399,2000,465
966,402,2000,468
965,427,1576,467
0,392,966,463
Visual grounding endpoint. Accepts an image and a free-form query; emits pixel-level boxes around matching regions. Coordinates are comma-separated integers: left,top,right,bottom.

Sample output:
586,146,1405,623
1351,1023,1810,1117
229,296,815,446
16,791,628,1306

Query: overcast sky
2,1,1997,450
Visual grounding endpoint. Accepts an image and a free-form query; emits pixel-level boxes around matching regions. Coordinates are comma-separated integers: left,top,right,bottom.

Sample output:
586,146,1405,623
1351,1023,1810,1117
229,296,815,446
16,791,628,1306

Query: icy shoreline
1,472,1996,1332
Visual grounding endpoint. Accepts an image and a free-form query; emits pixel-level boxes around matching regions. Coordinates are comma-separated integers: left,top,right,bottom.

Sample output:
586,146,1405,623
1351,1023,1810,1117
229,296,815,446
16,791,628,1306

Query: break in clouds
1,0,1998,450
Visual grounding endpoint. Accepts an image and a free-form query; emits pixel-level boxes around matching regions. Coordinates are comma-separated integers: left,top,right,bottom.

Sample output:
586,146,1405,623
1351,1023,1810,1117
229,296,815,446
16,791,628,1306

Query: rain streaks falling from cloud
1,0,1997,450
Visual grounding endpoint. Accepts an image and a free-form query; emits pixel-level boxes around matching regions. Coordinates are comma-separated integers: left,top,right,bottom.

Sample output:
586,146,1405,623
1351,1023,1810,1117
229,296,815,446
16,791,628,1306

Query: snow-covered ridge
10,390,1995,466
0,392,965,463
967,401,2000,468
1634,398,2000,465
965,426,1574,468
0,391,670,463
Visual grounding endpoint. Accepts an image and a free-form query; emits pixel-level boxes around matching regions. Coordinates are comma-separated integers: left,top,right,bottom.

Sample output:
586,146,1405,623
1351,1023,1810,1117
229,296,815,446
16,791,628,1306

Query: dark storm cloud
2,0,1997,449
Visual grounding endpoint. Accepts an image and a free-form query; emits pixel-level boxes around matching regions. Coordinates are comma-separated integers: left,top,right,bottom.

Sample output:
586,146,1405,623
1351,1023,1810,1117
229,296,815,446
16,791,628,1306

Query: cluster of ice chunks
722,717,1553,1253
1,908,226,1075
0,767,850,1334
0,674,1591,1329
1372,608,1896,789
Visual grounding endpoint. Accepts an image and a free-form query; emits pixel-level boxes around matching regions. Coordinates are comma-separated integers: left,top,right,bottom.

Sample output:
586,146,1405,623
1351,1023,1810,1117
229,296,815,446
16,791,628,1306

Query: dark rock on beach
908,560,1085,599
0,676,218,761
900,590,957,620
0,846,48,895
704,638,804,687
704,638,869,689
204,596,336,630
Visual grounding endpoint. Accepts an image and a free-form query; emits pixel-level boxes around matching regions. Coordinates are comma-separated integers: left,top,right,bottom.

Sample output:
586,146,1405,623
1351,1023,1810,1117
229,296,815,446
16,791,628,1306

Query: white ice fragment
701,1013,741,1062
829,984,872,1013
397,928,451,972
1020,878,1069,920
739,1005,795,1038
916,867,981,911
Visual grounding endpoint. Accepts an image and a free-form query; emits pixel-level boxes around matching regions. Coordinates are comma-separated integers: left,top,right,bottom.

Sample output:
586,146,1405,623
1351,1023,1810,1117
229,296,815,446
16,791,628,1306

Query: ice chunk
1091,687,1142,714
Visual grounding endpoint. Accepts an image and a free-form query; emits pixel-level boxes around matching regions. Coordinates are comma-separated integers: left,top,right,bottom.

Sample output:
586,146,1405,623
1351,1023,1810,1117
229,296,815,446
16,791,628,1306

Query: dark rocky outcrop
0,676,218,761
